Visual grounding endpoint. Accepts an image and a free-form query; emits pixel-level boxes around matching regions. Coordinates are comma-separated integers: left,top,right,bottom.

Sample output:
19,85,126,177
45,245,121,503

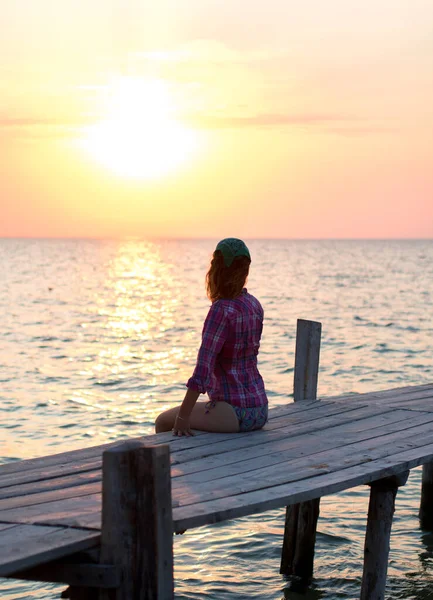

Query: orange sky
1,0,432,239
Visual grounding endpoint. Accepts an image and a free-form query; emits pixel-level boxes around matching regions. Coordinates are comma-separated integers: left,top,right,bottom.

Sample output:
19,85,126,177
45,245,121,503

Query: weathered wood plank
0,493,101,526
172,441,433,532
352,389,433,407
10,561,120,589
170,404,392,465
0,469,102,501
0,459,102,492
2,407,432,519
0,524,99,577
0,408,396,517
377,398,433,412
0,402,346,492
0,482,101,511
1,384,429,479
0,523,17,532
33,413,433,532
328,384,433,402
0,403,389,500
0,410,417,513
0,430,187,477
171,405,429,468
173,411,433,489
170,404,404,479
0,403,325,480
0,403,367,501
172,416,433,507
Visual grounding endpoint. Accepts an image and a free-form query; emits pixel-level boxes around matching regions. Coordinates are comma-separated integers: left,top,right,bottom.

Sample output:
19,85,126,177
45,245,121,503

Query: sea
1,238,433,600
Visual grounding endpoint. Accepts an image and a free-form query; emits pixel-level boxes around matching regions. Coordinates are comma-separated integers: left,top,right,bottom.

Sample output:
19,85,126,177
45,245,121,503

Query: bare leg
155,401,239,434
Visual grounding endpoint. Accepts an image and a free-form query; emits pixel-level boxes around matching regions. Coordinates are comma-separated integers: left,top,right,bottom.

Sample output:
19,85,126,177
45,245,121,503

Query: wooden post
99,441,174,600
419,463,433,530
64,586,96,599
360,471,409,600
280,319,322,582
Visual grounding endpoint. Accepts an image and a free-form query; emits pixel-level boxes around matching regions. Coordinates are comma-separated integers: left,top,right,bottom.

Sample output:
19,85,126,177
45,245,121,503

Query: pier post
419,463,433,530
99,441,174,600
360,471,409,600
280,319,322,582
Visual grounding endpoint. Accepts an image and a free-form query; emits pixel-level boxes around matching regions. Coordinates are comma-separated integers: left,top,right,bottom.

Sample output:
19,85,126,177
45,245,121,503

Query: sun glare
81,77,201,179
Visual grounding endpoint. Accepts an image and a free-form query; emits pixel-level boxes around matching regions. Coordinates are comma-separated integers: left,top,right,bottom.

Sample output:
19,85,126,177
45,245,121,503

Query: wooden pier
1,320,433,599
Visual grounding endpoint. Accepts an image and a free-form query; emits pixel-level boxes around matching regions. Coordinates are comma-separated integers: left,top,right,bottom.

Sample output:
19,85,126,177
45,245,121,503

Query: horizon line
0,236,432,242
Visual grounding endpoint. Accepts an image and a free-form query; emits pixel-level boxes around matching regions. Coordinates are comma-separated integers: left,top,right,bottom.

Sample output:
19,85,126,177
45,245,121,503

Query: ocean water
1,238,433,600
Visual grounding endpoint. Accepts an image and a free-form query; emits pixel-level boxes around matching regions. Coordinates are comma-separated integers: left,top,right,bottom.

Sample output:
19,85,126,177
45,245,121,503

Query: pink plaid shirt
187,289,268,408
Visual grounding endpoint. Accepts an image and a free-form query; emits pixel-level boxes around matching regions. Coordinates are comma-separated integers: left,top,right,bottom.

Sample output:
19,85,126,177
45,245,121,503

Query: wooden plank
172,416,433,507
170,403,392,465
170,404,400,479
10,562,120,589
0,430,196,477
0,494,101,526
36,422,433,533
0,523,17,532
0,402,339,491
0,432,226,491
0,482,101,511
0,405,370,508
172,406,427,466
0,384,430,481
1,383,427,478
0,407,388,514
353,389,433,407
167,401,364,459
327,384,433,402
265,401,362,430
0,407,392,512
0,468,102,500
0,405,381,511
0,459,102,492
0,401,331,482
377,398,433,411
172,441,433,532
173,410,433,487
0,524,99,577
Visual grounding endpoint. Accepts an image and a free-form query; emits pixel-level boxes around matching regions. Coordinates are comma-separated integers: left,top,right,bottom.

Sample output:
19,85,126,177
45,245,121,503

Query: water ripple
1,239,433,599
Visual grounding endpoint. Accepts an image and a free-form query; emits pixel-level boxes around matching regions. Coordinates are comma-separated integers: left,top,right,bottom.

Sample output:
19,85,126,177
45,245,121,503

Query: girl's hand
172,415,194,437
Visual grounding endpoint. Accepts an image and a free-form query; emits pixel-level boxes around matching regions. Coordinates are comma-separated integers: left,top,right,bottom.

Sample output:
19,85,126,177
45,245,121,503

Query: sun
80,76,201,179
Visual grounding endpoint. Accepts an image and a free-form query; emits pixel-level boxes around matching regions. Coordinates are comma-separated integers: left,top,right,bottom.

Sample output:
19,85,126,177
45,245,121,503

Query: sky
1,0,432,239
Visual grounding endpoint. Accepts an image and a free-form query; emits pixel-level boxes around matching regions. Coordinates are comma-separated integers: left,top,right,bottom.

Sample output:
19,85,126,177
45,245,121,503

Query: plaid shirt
187,289,268,408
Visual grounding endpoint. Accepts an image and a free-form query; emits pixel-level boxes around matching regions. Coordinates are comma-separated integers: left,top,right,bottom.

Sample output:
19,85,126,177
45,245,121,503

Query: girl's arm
175,303,229,436
172,388,200,436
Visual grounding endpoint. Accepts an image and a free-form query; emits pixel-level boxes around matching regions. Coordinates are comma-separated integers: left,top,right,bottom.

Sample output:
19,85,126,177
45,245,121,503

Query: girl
155,238,268,436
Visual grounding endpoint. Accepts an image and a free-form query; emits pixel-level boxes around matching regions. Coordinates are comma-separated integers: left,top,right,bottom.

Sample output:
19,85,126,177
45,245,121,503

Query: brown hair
206,251,251,302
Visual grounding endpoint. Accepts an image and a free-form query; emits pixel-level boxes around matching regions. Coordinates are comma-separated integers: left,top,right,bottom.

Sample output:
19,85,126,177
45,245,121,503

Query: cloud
0,116,96,139
187,113,395,135
190,112,357,129
0,117,90,127
1,112,393,138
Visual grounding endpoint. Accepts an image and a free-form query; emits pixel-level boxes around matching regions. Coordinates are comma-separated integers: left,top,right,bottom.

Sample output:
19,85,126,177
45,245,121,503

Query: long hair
206,251,250,302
